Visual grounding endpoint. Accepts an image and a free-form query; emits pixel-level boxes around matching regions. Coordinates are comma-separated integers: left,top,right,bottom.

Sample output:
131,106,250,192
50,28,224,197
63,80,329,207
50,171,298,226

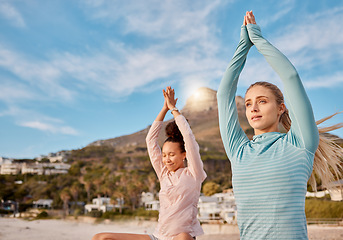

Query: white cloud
19,121,78,135
304,72,343,89
0,79,36,102
259,0,295,27
50,40,224,99
0,104,79,135
241,6,343,90
81,0,225,52
272,7,343,69
0,44,75,101
0,1,228,103
0,2,25,28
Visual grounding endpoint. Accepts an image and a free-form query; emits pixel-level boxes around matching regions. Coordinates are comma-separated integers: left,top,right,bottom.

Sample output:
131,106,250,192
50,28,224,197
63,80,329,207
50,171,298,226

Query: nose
251,102,259,112
164,156,171,162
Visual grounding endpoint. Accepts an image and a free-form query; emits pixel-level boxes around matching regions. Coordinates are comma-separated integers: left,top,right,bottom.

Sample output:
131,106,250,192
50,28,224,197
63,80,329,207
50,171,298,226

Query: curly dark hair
164,120,186,153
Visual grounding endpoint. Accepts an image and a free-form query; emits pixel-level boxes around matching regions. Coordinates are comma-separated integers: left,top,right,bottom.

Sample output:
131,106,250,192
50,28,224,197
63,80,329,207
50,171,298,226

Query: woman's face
162,142,186,172
245,85,285,135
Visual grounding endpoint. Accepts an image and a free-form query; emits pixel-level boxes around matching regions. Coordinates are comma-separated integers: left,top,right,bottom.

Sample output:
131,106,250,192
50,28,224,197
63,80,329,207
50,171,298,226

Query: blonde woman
217,11,343,239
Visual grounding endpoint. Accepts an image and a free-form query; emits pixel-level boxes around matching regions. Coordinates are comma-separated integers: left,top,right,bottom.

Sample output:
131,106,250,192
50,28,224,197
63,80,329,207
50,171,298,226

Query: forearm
217,25,251,160
175,115,206,180
171,108,181,118
247,24,319,151
217,25,253,98
155,107,169,122
146,121,164,178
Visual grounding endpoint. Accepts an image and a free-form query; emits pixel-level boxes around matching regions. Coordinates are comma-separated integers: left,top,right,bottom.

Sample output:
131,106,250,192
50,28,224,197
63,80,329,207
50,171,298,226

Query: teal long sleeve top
217,24,319,239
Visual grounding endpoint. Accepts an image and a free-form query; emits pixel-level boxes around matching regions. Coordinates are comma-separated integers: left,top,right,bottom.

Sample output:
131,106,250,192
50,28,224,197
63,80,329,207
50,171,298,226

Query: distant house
22,163,44,175
198,195,221,222
141,192,154,204
328,180,343,201
33,199,53,209
198,190,237,224
0,163,21,175
0,157,13,165
43,163,70,175
84,197,124,213
36,151,69,163
306,190,329,198
141,192,159,211
145,200,160,211
0,200,18,213
0,161,71,176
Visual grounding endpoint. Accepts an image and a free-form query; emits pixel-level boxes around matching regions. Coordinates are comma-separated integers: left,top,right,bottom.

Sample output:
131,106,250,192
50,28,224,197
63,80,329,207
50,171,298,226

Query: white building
145,200,160,211
306,190,330,198
85,197,117,213
22,163,44,175
0,157,13,165
0,161,70,175
141,192,154,203
36,151,69,163
0,163,21,175
198,196,221,222
43,163,70,175
198,190,237,224
328,180,343,201
33,199,53,209
141,192,160,211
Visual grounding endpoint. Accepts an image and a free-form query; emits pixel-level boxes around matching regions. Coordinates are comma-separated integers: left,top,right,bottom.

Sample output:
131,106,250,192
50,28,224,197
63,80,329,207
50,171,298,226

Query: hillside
83,87,253,187
88,87,252,154
2,87,342,211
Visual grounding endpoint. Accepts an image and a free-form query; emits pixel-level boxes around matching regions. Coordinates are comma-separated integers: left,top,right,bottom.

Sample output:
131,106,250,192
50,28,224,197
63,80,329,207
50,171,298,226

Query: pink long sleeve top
146,114,207,240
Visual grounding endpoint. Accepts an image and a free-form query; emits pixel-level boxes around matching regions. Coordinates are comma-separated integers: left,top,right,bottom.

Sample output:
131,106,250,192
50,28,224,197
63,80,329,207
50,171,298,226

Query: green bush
135,208,159,218
0,209,12,215
305,199,343,218
102,211,120,219
87,210,103,218
36,211,49,219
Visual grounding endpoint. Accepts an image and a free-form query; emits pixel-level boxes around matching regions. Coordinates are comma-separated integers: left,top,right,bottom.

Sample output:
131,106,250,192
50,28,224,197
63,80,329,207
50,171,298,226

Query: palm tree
60,188,71,218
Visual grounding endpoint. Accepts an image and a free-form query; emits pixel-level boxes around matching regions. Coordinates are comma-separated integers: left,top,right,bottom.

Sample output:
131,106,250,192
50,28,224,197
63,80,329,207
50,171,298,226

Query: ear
182,151,186,160
278,103,286,116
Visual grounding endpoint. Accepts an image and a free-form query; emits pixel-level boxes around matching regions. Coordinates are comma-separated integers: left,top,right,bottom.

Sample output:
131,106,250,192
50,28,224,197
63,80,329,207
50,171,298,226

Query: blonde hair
246,82,343,191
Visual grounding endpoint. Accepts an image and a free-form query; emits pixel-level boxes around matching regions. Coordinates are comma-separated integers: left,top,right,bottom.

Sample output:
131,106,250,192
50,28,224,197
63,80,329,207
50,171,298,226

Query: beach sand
0,217,343,240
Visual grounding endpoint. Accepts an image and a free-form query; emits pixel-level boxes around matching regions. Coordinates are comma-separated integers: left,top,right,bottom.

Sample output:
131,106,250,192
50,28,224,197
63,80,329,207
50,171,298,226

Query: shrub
36,211,49,219
305,199,343,218
87,210,103,218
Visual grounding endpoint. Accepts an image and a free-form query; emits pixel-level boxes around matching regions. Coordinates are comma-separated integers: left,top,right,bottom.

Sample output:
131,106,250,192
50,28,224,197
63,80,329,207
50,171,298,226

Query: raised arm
246,12,319,153
163,87,206,181
146,90,169,179
175,115,206,181
217,23,252,162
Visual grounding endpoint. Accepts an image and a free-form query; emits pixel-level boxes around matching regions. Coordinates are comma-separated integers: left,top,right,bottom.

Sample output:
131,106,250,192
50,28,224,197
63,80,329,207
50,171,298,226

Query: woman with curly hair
92,86,206,240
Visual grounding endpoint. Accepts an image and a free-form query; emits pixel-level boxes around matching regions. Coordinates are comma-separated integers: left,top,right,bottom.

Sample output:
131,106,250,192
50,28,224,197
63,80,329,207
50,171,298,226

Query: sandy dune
0,217,343,240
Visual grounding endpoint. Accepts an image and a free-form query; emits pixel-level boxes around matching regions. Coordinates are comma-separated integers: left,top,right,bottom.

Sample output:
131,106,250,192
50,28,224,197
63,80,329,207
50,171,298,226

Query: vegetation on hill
1,88,342,219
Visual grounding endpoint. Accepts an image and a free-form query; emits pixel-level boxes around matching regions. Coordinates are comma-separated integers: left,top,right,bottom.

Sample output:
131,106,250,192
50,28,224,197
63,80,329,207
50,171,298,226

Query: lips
251,115,262,121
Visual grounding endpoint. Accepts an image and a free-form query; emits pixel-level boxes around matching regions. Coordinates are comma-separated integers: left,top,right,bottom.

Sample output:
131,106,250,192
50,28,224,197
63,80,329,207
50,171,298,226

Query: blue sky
0,0,342,159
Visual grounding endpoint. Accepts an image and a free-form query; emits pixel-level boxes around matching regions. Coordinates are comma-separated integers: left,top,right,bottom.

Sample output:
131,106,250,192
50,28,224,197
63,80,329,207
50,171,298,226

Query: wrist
170,107,179,113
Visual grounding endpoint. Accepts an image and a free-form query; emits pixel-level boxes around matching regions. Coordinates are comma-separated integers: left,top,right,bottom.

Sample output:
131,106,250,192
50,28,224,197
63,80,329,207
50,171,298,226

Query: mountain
88,87,252,153
83,87,253,187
